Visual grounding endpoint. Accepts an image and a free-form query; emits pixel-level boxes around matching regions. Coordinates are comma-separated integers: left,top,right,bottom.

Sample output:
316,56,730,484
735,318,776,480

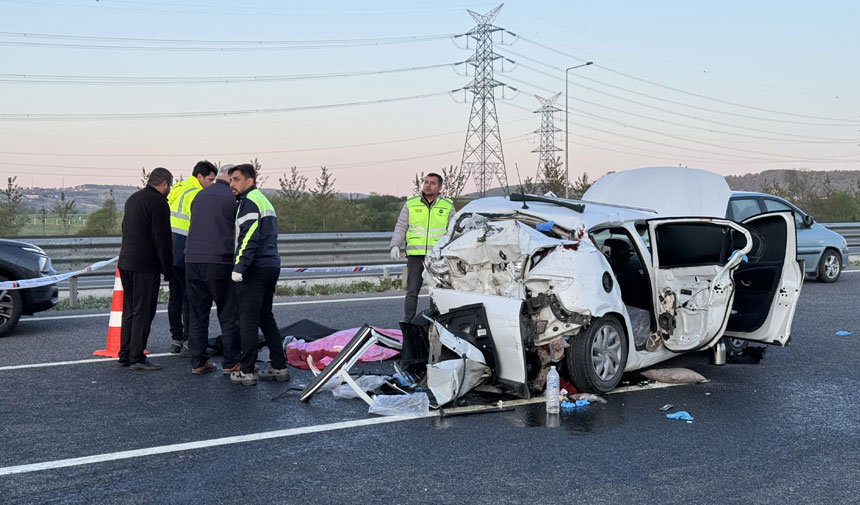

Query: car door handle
740,280,751,287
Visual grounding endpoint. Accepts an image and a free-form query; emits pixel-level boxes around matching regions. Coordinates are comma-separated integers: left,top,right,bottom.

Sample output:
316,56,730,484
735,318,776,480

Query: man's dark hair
426,172,443,186
192,160,217,178
228,163,256,182
148,167,173,187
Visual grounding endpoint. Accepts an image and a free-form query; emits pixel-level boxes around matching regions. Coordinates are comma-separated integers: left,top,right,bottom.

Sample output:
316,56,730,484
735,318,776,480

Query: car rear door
723,211,802,346
648,218,752,352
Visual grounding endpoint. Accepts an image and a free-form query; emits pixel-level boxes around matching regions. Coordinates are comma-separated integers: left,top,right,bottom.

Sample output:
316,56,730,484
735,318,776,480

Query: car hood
583,166,731,218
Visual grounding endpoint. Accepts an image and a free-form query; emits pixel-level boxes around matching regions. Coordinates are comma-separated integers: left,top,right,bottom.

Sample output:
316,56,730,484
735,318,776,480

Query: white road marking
21,294,428,322
0,353,175,371
0,381,685,477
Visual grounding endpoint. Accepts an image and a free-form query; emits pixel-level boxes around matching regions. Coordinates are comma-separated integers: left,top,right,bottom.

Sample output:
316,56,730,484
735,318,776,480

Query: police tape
0,260,404,290
280,264,405,275
0,257,118,290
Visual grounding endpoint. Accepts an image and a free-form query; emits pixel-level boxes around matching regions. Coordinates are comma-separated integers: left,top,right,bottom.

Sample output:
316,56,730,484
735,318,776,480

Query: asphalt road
1,275,859,504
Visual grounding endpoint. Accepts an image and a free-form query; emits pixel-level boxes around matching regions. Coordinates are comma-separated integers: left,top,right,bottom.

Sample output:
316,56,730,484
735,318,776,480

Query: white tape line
0,257,117,290
22,294,429,322
0,353,176,371
0,415,421,476
0,379,688,476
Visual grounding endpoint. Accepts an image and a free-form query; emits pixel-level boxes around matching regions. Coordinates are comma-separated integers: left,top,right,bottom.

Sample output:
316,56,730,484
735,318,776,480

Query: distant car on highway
0,239,59,337
727,192,849,282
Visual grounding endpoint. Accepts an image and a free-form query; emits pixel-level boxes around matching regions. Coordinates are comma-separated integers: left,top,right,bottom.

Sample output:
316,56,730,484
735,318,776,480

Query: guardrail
19,222,860,302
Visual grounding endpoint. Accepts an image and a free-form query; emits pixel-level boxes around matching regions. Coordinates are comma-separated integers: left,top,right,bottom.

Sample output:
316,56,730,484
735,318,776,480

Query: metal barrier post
401,267,407,289
69,276,78,307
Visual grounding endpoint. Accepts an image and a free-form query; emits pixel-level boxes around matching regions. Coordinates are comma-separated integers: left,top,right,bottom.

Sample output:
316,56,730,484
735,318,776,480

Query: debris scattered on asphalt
567,393,606,404
666,411,694,421
368,392,429,417
835,331,852,336
641,368,707,384
561,399,589,410
659,404,674,411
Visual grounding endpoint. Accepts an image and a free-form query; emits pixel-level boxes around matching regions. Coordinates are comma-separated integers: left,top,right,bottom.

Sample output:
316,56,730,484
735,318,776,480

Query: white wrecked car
422,167,802,396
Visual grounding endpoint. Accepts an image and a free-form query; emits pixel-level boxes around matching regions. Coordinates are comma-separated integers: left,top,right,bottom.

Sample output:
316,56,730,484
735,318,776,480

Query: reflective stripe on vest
405,196,452,256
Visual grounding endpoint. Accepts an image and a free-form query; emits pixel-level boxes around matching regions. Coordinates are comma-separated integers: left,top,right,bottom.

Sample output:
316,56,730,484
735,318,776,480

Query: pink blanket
285,327,402,370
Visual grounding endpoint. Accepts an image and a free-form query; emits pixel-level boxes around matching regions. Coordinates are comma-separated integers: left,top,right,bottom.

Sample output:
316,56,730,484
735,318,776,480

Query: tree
310,167,337,231
440,165,469,202
54,191,77,235
570,172,592,200
536,156,566,196
139,167,151,188
275,167,308,232
79,189,119,236
0,176,25,237
39,205,48,236
251,158,268,188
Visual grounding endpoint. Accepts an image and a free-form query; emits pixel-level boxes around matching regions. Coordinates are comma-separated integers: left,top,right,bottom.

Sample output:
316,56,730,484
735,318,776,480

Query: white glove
390,246,401,261
231,271,243,283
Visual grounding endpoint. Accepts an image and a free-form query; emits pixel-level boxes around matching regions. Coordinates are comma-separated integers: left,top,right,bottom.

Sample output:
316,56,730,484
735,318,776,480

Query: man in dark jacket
118,167,174,371
184,165,241,375
227,164,287,386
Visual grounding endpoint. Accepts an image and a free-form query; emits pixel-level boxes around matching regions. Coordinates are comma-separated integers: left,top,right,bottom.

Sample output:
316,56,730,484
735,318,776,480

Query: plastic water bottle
545,366,560,414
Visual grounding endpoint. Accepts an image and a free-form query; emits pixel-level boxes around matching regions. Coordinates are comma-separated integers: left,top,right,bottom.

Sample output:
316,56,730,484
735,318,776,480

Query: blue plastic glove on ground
666,411,693,420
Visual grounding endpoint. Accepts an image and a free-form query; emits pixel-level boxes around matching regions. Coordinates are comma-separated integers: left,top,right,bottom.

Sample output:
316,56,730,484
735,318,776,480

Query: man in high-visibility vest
389,173,454,322
166,160,217,355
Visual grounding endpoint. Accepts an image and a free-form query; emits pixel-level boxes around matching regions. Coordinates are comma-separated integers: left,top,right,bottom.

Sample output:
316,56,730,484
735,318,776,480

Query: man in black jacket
228,164,286,386
184,165,241,375
118,167,174,371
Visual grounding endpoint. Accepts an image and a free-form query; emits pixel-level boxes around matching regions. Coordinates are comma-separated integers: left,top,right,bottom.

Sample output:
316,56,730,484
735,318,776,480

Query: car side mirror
803,215,814,227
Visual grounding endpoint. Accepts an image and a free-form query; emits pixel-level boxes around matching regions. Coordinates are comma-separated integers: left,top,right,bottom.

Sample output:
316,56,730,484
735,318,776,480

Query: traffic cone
93,269,124,358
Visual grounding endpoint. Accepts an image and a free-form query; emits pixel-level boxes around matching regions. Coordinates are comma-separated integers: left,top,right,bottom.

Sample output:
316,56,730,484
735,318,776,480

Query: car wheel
0,277,23,338
722,337,748,356
568,316,628,393
817,250,841,283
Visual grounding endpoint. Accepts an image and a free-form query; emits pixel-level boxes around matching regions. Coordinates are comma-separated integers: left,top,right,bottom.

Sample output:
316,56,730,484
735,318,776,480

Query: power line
0,115,535,157
0,62,464,85
514,34,859,123
0,31,459,51
0,91,453,121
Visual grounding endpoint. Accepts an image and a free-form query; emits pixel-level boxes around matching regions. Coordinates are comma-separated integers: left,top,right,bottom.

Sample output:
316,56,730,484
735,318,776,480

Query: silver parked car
421,167,802,396
727,192,848,282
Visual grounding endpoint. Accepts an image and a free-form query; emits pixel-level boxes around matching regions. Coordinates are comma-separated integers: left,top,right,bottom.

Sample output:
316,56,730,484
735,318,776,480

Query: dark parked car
0,239,59,337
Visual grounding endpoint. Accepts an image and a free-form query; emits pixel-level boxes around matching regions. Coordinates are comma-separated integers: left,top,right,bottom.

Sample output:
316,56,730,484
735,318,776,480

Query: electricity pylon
532,92,562,184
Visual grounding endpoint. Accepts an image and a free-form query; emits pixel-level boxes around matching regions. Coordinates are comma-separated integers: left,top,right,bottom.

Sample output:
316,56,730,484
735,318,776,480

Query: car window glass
730,198,760,221
763,199,803,228
654,223,731,268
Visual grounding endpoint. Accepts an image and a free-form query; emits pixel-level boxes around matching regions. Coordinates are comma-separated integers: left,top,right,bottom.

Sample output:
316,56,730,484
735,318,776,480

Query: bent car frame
421,167,802,396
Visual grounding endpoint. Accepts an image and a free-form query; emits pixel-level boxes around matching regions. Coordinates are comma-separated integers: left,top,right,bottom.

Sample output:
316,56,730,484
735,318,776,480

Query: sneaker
230,371,257,386
130,360,163,371
192,362,216,375
259,367,290,382
169,340,183,354
180,342,190,357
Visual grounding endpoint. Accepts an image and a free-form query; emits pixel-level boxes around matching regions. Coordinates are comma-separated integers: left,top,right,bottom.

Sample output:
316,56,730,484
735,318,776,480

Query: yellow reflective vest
167,177,203,236
405,196,453,256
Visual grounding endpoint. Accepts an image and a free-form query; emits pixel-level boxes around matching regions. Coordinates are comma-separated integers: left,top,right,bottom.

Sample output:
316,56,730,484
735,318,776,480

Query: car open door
648,218,753,352
723,211,802,346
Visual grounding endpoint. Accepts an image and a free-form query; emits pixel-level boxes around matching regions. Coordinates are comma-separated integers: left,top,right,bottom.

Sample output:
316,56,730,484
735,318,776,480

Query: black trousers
167,265,189,341
118,269,160,365
186,263,242,369
235,267,284,373
404,255,425,322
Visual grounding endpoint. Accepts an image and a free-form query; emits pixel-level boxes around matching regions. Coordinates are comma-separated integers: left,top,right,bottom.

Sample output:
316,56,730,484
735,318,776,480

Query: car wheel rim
824,255,840,279
0,292,12,327
591,324,621,381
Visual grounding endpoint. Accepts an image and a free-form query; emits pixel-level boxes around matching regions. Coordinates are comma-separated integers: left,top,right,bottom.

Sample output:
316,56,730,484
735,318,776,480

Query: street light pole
564,61,593,199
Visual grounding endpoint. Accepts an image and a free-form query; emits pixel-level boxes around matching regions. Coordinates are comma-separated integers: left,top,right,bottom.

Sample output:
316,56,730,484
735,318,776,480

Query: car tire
0,276,23,338
722,337,748,356
816,249,841,283
568,316,628,393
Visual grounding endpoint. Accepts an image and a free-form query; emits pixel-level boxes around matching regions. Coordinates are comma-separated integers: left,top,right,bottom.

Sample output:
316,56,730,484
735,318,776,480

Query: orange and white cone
93,269,124,358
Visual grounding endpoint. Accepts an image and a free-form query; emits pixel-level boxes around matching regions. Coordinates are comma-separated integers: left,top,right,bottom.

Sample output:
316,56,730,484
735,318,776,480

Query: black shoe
117,361,130,367
130,360,163,371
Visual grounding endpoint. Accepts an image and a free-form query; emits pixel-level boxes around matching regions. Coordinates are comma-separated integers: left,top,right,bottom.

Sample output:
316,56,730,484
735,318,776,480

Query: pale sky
1,0,858,196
